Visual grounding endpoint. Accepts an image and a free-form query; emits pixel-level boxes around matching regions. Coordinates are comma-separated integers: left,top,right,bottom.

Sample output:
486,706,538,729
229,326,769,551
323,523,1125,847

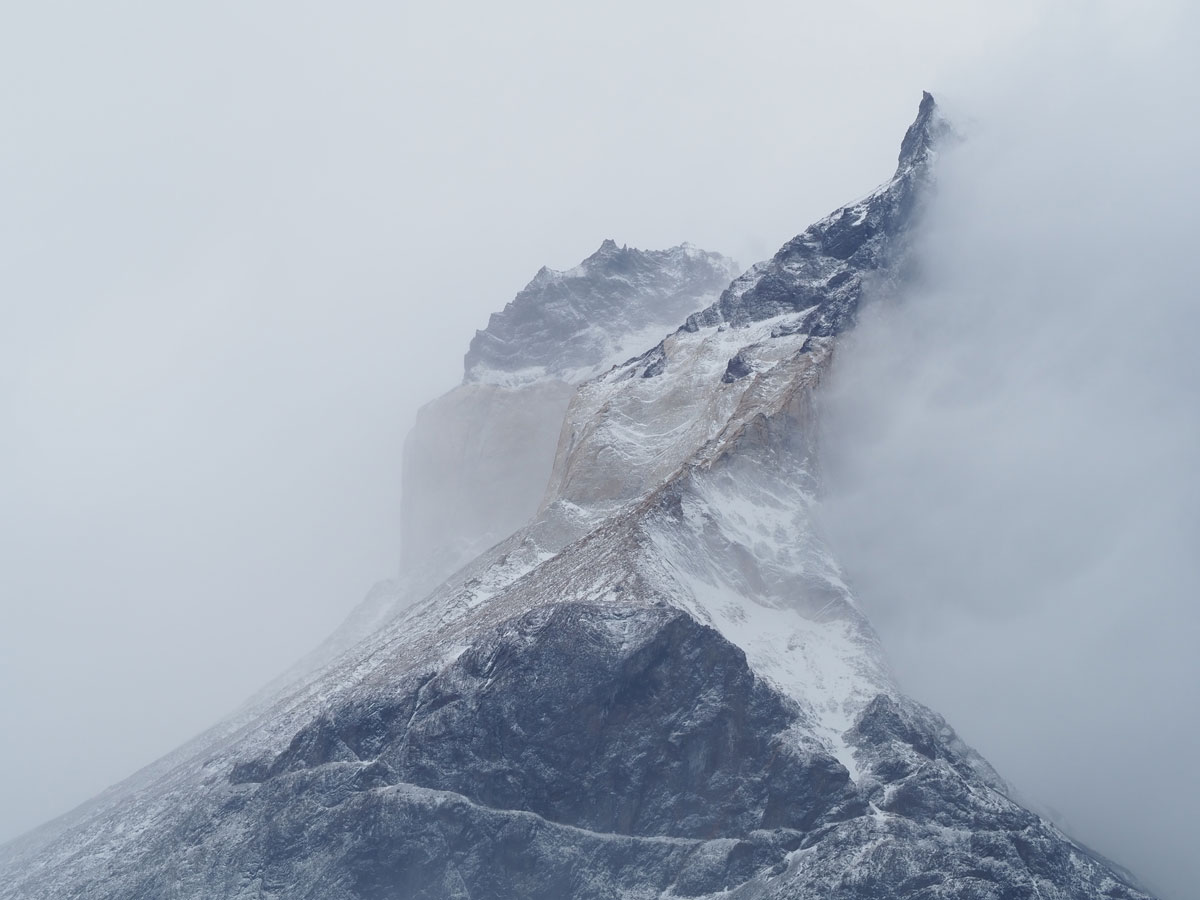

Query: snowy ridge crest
684,93,952,339
464,240,739,387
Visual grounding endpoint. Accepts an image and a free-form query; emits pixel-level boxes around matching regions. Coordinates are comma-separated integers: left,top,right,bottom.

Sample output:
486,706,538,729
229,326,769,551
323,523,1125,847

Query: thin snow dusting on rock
464,240,740,388
394,240,739,625
0,94,1158,900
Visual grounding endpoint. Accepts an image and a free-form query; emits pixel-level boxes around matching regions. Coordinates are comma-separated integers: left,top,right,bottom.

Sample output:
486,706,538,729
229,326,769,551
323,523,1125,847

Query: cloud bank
818,7,1200,898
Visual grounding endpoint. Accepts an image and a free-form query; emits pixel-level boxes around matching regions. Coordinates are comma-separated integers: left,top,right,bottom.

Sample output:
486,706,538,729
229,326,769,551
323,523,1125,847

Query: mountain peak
579,238,630,270
897,90,951,171
463,242,738,386
686,92,951,334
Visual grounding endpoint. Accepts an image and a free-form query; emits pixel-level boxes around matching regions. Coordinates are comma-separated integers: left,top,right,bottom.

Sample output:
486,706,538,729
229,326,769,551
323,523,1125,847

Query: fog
1,2,1193,895
818,7,1200,898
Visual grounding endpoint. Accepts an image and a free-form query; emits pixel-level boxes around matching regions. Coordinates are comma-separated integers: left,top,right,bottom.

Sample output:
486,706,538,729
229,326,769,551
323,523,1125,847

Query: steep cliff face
398,242,738,603
690,91,946,338
464,240,740,387
0,94,1155,900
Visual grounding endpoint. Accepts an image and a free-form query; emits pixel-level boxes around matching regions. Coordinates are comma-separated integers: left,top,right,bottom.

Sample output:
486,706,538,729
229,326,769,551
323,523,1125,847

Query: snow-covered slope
393,241,737,625
0,93,1155,900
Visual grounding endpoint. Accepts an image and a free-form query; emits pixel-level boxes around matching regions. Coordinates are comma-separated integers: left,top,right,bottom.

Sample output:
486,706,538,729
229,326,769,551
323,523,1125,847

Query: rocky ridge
465,240,739,387
394,240,738,618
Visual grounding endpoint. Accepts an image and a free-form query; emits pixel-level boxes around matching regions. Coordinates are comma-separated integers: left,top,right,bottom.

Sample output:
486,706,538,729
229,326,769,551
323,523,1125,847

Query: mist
818,7,1200,899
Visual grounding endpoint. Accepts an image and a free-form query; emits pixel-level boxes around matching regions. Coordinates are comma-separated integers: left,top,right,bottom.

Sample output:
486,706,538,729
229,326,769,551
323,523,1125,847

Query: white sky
2,2,1192,897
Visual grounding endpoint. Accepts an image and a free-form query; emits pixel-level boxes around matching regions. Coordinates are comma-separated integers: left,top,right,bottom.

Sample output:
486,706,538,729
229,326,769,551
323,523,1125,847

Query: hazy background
1,1,1191,896
819,8,1199,898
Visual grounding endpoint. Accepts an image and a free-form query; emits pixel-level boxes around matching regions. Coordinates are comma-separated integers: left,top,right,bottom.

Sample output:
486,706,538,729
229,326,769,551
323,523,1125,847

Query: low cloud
818,7,1200,898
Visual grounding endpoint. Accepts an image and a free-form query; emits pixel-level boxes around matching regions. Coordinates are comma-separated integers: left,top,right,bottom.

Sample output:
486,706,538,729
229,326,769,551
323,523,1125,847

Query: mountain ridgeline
0,94,1156,900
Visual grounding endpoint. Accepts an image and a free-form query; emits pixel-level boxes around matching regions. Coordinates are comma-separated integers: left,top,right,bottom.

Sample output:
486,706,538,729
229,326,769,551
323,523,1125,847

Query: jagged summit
687,92,946,335
0,92,1156,900
897,90,951,171
463,240,739,387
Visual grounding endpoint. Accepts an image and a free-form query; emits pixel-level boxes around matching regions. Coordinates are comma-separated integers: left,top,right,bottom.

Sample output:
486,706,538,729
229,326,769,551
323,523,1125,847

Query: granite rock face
465,240,740,386
688,91,951,338
0,94,1157,900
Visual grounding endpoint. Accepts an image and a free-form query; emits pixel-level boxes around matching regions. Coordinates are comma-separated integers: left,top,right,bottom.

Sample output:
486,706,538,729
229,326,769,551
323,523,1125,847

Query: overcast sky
1,2,1193,896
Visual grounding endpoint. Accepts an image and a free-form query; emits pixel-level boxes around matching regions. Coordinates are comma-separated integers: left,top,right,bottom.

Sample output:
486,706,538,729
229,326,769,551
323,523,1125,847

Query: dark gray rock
464,241,738,383
722,350,754,383
685,91,954,340
22,599,1145,900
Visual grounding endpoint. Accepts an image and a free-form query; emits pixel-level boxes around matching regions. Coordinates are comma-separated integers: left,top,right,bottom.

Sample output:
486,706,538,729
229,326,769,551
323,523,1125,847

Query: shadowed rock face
0,94,1158,900
85,600,1149,900
686,91,952,338
252,603,862,841
396,240,737,619
204,603,873,900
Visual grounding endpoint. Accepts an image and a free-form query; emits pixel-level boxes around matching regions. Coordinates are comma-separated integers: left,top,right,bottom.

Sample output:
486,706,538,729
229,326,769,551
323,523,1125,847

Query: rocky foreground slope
0,93,1154,900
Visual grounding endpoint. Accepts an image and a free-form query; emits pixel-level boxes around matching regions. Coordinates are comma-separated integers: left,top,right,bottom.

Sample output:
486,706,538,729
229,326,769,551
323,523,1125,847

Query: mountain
0,93,1155,900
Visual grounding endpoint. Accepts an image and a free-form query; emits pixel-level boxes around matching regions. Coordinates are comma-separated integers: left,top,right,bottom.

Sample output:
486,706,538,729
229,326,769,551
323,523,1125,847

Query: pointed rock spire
897,90,952,172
